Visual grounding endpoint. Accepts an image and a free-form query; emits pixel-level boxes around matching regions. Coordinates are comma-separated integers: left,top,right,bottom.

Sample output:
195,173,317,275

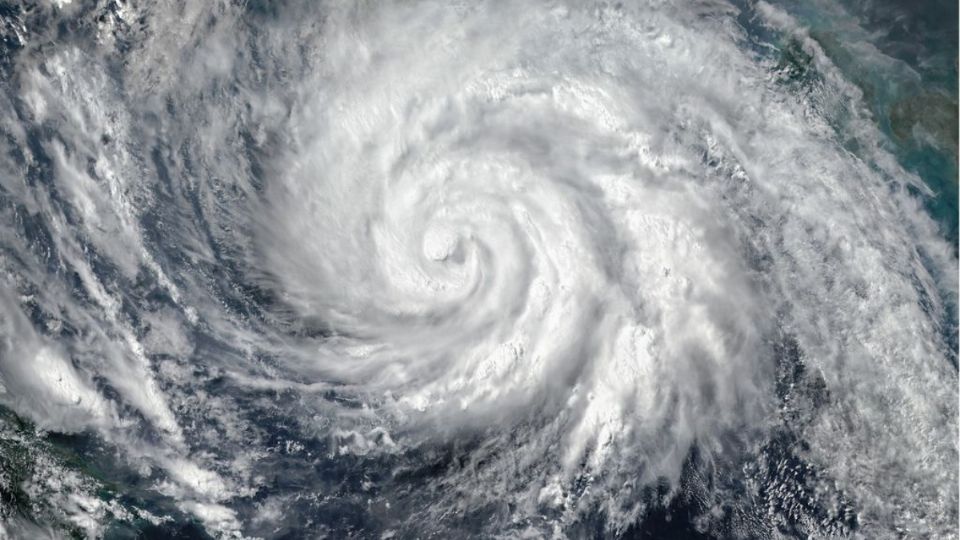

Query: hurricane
0,0,957,538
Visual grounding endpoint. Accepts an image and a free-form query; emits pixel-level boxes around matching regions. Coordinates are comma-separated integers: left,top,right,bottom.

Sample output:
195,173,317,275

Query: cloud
0,0,954,537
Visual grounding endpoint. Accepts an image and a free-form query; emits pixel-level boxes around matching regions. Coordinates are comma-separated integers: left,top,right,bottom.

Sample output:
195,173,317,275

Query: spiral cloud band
0,0,956,538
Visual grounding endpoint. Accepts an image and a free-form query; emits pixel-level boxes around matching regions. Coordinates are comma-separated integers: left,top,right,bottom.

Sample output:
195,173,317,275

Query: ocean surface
0,1,956,538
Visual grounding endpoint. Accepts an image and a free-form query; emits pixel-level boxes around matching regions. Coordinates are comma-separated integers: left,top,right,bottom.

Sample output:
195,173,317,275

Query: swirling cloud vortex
0,0,955,537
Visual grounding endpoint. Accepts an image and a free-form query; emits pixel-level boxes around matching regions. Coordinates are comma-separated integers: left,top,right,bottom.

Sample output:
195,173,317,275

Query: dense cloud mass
0,0,956,538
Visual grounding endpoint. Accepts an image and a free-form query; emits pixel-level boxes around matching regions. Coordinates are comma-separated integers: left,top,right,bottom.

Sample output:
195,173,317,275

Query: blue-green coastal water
774,0,958,245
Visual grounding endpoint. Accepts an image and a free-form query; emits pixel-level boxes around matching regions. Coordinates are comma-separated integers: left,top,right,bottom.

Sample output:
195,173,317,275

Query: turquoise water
771,0,958,247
